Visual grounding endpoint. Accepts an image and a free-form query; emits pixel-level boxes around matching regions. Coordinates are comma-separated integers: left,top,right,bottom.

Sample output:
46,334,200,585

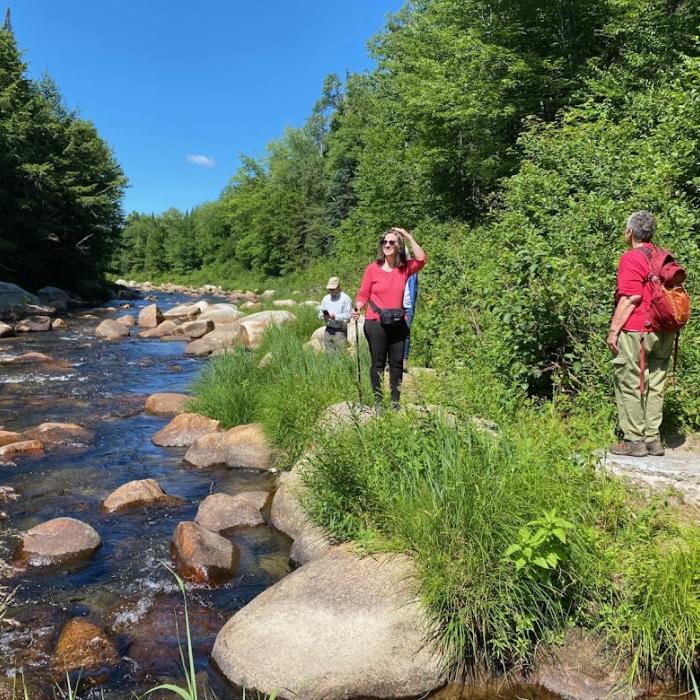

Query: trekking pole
354,310,363,406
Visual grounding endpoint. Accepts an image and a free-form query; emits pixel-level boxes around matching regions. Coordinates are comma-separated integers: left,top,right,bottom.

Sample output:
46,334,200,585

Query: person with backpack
608,211,690,457
353,227,426,410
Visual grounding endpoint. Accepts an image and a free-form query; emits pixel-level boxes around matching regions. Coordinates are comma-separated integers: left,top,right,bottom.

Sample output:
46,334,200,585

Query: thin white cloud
186,154,216,168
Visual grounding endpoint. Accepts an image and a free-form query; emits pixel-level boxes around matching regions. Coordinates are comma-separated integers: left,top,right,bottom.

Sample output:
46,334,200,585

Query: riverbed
0,292,291,696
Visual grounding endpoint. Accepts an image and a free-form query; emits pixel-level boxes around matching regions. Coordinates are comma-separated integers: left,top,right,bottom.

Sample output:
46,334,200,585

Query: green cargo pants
612,330,675,442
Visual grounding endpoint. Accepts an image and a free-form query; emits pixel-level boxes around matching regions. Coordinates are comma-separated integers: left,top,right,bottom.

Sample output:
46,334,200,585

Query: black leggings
363,319,408,403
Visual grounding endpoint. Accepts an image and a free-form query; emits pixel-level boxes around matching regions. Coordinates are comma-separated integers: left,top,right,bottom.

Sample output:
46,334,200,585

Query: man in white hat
318,276,352,353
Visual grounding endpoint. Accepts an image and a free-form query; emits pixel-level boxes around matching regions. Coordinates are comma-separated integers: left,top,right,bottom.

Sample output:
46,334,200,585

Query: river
0,292,291,697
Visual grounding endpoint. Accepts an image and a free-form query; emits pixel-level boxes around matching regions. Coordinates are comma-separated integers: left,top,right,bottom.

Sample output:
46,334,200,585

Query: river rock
272,299,297,308
241,310,296,349
22,422,93,447
0,439,44,458
0,321,14,337
138,303,163,328
319,401,375,432
152,412,221,447
15,315,51,332
163,301,208,319
1,351,55,363
185,325,247,357
184,431,225,467
102,478,180,513
175,319,214,339
51,318,67,330
95,319,130,339
223,423,274,470
270,464,331,566
260,290,275,301
52,618,118,673
115,314,136,328
37,286,70,311
20,517,101,565
171,521,239,585
240,301,261,311
0,431,22,447
302,300,321,306
138,319,180,338
532,628,644,700
211,550,445,699
199,304,241,325
195,492,268,532
0,282,39,309
145,392,190,416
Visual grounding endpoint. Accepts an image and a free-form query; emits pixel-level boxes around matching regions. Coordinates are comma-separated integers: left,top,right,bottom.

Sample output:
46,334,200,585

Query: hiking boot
391,401,401,412
645,438,665,457
609,440,648,457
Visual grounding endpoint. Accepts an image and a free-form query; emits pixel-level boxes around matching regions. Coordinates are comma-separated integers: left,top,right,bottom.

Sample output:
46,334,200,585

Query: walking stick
354,311,364,406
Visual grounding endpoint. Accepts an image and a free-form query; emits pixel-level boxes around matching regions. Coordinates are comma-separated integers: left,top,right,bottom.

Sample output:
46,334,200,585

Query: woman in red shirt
353,227,426,409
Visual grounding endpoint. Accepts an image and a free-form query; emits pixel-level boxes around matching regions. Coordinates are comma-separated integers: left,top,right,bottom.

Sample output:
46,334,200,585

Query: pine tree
2,8,11,32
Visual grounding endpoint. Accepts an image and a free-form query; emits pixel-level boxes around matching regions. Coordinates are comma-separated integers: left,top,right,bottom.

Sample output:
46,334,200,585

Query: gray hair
626,210,656,242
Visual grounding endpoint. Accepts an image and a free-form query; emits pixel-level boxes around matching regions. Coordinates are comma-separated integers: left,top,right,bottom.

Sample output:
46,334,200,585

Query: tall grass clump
303,408,610,672
256,325,367,468
187,347,258,429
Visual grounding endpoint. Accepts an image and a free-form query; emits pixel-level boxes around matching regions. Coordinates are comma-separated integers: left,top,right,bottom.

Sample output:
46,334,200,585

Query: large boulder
0,282,38,309
102,478,180,513
0,321,13,337
211,550,446,699
95,319,130,340
223,423,274,471
138,303,163,328
199,304,241,325
115,314,136,328
138,319,180,338
0,439,44,458
15,315,51,332
152,413,220,447
241,310,296,350
271,464,331,566
22,422,93,447
52,618,118,674
171,521,239,585
37,286,71,311
184,325,248,357
145,392,190,416
184,431,226,467
163,301,209,319
195,492,268,532
20,517,101,565
174,319,214,339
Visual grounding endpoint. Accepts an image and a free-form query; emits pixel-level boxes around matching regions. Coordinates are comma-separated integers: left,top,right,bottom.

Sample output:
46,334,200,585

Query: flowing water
0,293,291,697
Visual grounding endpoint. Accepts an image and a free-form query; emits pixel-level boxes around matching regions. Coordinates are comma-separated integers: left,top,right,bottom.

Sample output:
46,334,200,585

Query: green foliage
0,26,126,289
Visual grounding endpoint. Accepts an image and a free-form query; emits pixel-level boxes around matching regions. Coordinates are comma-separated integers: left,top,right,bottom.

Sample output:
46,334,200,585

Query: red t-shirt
616,243,653,332
356,258,426,322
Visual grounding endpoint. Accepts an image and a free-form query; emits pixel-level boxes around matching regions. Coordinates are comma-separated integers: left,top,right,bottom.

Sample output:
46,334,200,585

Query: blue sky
11,1,402,214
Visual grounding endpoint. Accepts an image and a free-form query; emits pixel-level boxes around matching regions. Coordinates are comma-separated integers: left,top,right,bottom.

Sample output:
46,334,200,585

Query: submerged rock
52,618,118,674
95,319,130,340
20,517,101,565
138,303,163,328
170,521,239,585
23,422,93,447
144,392,190,416
211,550,446,699
152,412,220,447
0,439,44,458
195,492,268,533
102,478,181,513
15,315,51,332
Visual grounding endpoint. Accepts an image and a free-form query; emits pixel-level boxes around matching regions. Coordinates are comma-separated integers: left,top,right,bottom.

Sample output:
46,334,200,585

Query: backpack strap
368,299,381,314
639,333,646,394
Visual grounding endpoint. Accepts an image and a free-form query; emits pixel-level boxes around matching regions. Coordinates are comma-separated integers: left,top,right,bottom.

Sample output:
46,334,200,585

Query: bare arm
607,295,642,353
393,228,425,262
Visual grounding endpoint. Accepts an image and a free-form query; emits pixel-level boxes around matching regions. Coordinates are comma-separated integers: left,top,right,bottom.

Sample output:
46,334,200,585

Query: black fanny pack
369,299,405,326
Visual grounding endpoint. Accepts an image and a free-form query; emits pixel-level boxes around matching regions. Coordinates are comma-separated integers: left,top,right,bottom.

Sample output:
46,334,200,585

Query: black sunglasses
381,239,398,246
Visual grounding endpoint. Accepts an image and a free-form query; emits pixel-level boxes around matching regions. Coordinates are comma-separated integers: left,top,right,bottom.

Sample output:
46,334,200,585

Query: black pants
363,319,408,403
